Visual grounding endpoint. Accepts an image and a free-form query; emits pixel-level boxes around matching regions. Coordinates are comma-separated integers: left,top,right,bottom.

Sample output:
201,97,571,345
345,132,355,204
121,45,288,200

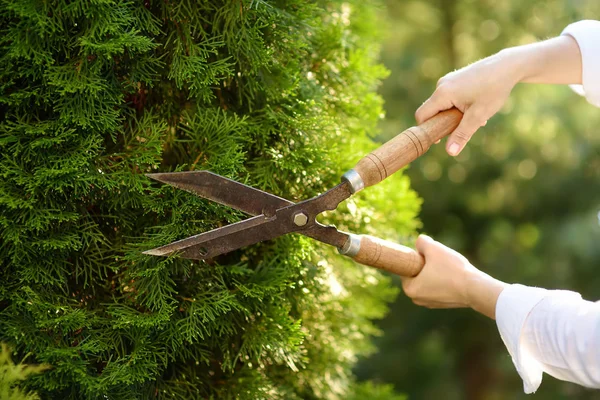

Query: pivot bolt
292,212,309,227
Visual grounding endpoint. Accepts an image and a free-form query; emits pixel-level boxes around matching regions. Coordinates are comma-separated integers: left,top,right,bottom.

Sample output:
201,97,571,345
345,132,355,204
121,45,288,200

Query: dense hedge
0,1,419,398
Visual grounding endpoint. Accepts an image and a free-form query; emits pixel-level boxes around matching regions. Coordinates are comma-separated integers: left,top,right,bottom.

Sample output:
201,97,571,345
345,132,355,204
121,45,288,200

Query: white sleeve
496,284,600,394
561,20,600,107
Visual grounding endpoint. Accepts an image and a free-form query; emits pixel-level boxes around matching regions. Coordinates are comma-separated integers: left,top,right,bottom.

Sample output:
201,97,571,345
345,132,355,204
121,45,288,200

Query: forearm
501,36,582,85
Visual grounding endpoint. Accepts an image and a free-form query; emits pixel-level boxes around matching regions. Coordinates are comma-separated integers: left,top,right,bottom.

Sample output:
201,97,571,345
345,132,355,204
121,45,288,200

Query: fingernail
448,143,460,156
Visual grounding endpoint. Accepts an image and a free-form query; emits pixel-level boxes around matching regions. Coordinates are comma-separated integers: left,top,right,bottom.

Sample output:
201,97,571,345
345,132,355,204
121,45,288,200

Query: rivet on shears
292,212,309,226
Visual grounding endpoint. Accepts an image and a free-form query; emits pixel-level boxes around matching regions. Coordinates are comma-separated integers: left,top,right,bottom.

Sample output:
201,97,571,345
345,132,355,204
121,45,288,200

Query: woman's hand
401,235,506,319
415,51,520,156
416,35,582,156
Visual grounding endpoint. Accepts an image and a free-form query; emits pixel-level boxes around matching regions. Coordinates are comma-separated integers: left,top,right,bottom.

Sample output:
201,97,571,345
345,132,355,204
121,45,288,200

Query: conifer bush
0,0,420,398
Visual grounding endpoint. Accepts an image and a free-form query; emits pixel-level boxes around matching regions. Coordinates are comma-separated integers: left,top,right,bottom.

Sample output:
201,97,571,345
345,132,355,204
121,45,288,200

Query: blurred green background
355,1,600,399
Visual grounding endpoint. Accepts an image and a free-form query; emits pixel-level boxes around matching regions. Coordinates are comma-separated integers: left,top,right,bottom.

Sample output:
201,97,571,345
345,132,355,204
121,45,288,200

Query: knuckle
435,83,459,102
414,108,423,122
470,108,487,124
435,84,451,97
436,74,452,88
452,129,471,143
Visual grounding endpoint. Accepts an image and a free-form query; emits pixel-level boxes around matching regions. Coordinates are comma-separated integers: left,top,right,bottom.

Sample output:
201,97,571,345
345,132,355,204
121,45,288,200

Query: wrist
497,46,533,84
500,36,582,85
464,268,507,319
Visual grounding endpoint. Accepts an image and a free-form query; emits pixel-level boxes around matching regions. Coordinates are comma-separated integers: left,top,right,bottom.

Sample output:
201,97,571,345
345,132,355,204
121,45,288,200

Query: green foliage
0,343,49,400
348,381,407,400
0,0,418,398
357,1,600,399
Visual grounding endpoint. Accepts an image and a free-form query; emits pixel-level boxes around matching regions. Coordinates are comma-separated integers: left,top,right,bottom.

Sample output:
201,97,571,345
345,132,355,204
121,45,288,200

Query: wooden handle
353,108,462,188
350,235,424,277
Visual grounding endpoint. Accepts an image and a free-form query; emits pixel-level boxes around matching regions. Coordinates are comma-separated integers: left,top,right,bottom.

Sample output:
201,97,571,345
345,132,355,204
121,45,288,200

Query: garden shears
144,109,462,277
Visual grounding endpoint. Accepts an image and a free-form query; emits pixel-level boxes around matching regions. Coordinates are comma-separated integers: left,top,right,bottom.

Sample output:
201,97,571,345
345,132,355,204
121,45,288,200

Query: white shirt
563,20,600,107
495,20,600,394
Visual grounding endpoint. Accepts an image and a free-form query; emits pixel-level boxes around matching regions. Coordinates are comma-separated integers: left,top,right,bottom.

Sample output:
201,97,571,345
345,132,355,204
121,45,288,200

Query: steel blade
144,218,351,260
144,179,354,260
146,171,292,216
143,214,289,259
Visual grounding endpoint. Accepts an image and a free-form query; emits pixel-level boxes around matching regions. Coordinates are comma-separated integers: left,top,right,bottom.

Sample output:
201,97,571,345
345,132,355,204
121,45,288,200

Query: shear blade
143,214,286,259
144,172,353,260
146,171,292,216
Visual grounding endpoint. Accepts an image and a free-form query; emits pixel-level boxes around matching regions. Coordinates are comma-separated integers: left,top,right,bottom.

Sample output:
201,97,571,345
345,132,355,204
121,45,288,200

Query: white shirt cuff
561,20,600,107
495,284,548,394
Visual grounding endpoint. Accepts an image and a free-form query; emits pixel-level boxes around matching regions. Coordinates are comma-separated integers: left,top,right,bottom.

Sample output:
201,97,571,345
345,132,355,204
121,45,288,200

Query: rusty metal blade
143,214,286,259
143,218,351,260
144,176,354,259
146,171,292,216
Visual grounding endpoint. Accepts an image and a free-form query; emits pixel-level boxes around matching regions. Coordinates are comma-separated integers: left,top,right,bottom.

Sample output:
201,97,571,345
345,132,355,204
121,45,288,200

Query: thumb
415,234,435,257
446,107,486,156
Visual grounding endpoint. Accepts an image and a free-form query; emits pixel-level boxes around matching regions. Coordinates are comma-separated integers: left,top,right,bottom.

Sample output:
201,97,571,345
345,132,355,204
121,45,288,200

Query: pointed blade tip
145,172,165,181
143,248,170,256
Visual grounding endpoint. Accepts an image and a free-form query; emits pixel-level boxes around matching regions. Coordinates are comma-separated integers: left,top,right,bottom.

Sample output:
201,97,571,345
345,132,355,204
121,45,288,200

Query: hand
416,35,582,156
415,51,520,156
401,235,506,319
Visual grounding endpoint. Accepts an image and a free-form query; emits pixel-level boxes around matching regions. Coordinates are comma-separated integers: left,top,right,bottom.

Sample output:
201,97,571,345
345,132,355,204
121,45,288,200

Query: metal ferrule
338,233,361,257
341,169,365,194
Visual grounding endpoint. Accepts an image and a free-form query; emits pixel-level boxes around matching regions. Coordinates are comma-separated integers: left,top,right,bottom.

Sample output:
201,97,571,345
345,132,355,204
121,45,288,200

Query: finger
411,300,461,308
423,302,467,309
412,299,425,307
415,90,453,125
415,234,434,256
400,277,416,298
416,235,451,262
446,107,486,156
